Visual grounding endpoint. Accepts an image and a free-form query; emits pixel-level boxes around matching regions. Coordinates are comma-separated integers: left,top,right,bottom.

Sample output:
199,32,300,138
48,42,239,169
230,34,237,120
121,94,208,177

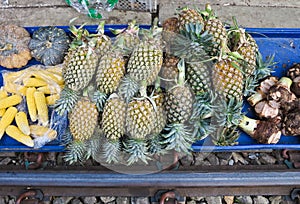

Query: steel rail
0,169,299,197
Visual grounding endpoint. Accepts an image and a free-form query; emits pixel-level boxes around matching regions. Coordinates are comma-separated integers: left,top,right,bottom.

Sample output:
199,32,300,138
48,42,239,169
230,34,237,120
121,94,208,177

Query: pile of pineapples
56,4,273,165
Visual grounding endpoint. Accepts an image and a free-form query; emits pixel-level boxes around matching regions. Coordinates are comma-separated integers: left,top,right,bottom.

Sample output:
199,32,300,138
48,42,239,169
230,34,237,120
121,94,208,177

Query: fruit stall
0,0,300,203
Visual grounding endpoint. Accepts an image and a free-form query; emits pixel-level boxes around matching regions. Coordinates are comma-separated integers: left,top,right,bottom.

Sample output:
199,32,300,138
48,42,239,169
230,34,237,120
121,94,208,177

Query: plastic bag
0,64,65,148
66,0,119,19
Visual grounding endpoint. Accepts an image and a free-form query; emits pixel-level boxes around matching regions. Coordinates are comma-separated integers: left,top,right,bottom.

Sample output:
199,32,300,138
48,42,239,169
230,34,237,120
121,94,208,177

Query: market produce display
0,4,299,166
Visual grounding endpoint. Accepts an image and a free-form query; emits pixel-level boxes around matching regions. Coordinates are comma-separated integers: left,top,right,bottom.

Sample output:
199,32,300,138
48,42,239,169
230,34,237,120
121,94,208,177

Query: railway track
0,161,299,203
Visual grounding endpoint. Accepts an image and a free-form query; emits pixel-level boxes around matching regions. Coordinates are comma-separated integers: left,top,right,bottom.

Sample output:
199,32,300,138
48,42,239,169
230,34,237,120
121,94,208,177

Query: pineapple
228,17,258,78
101,94,126,163
56,24,99,115
202,4,228,56
89,21,112,57
96,51,126,94
162,59,195,154
178,7,204,31
64,90,99,164
159,54,179,90
147,84,167,156
63,45,98,92
110,20,140,56
168,22,214,94
124,82,156,165
212,55,244,101
118,23,163,102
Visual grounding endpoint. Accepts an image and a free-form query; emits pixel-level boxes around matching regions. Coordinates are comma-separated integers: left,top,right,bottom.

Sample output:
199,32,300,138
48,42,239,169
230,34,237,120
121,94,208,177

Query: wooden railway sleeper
16,189,44,204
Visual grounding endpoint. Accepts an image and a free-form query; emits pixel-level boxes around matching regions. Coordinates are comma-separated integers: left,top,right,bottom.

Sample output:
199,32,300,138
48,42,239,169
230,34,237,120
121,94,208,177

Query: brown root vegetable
287,63,300,80
283,111,300,136
267,77,296,104
291,76,300,97
0,24,32,68
239,115,281,144
254,100,279,119
247,76,278,106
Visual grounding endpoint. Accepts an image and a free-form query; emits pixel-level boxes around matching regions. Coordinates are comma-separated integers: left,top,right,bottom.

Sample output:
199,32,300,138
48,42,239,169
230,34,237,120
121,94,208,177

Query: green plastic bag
66,0,119,19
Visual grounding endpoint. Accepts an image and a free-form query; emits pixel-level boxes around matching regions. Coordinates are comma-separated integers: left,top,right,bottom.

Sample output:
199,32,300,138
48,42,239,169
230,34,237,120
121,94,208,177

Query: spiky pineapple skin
127,40,163,85
126,98,155,140
237,43,256,78
151,92,167,134
96,52,126,94
69,97,99,141
159,55,179,89
204,18,227,55
63,46,98,91
94,36,112,57
178,8,204,31
101,96,126,141
165,86,194,124
212,58,244,100
186,61,212,94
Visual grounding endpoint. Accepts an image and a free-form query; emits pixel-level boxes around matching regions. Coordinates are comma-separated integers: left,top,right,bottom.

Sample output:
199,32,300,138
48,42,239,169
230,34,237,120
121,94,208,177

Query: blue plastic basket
0,25,300,152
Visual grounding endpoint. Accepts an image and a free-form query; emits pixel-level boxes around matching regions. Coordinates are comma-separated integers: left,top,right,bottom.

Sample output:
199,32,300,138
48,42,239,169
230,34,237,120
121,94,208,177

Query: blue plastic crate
0,25,300,152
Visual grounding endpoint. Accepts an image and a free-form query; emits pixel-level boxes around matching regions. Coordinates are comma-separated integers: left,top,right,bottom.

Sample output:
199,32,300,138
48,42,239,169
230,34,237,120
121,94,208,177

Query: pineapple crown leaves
110,20,139,35
92,90,108,112
166,26,212,63
179,23,215,54
54,87,80,116
213,96,244,128
161,123,194,155
200,3,217,21
63,140,87,165
147,133,167,156
123,139,151,165
255,52,276,80
118,74,140,103
212,126,239,146
190,91,217,122
191,117,215,141
243,53,276,97
102,139,121,164
84,132,102,161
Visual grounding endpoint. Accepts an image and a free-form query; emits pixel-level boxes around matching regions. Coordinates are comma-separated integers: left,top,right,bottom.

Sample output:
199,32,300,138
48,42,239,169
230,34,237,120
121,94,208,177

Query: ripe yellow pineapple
124,82,156,165
178,7,204,31
64,93,99,164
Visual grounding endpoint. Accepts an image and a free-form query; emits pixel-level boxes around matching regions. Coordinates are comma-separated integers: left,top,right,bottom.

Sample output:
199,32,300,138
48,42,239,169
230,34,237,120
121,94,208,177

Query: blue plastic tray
0,25,300,152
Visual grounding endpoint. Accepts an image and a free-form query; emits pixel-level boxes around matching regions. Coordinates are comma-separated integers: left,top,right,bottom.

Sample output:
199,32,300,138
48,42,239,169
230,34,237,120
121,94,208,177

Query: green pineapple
118,22,163,102
124,82,156,165
202,4,228,56
162,59,195,154
64,90,99,164
178,7,204,31
101,94,126,164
